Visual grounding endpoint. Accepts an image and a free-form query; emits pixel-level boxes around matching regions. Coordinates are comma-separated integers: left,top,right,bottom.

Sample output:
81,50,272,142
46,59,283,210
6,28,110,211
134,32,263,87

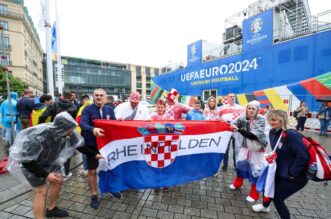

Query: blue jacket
80,104,116,148
1,92,21,129
270,129,309,180
186,109,205,121
318,104,331,120
17,96,34,119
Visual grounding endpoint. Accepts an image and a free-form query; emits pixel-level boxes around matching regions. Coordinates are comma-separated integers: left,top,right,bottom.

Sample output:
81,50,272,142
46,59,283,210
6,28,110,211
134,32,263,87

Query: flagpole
55,0,63,94
45,0,54,97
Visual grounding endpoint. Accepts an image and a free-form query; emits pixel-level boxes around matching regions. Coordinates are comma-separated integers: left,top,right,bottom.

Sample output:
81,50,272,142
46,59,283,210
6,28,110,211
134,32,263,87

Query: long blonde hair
207,96,217,110
267,109,289,130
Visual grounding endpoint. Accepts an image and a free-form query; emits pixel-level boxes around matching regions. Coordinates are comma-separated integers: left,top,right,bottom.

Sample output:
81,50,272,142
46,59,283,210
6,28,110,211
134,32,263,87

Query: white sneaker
80,170,88,177
64,172,73,181
252,204,270,213
246,196,256,203
229,184,237,190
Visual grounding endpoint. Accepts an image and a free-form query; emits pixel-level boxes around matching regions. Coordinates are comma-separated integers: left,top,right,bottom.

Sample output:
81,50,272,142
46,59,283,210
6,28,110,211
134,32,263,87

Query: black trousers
264,176,308,219
64,158,71,176
223,136,236,167
296,117,307,131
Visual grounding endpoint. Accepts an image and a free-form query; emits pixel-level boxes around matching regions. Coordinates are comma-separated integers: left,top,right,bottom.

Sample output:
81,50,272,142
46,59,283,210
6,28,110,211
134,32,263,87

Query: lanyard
273,131,284,152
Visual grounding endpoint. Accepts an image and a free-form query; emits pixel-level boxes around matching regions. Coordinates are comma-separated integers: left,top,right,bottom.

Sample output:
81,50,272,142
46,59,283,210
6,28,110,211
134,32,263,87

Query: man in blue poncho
0,92,21,147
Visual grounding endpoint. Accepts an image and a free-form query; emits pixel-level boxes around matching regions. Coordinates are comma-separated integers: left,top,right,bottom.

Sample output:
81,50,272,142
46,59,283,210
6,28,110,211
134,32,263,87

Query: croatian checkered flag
95,120,233,194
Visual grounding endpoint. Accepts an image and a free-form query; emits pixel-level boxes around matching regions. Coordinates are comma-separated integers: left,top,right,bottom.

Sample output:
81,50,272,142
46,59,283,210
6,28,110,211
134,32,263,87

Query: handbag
293,111,298,117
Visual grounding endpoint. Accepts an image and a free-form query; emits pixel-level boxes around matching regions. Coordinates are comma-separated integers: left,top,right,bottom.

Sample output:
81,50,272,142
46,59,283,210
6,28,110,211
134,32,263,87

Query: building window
203,89,217,102
136,66,141,75
145,67,150,76
0,36,9,49
0,5,7,15
136,82,142,89
154,69,159,76
0,20,8,30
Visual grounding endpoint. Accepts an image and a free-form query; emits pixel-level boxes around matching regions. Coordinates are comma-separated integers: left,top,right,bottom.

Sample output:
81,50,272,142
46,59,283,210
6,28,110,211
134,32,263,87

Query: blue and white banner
95,120,232,193
243,9,273,52
187,40,203,67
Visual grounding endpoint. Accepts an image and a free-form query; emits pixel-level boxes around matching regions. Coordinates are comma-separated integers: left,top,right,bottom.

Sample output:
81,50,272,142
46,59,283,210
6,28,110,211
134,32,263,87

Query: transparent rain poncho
7,112,84,181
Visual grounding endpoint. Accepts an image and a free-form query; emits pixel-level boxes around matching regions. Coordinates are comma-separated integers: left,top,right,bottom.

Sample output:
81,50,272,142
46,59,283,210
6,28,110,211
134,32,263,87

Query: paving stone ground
1,132,331,219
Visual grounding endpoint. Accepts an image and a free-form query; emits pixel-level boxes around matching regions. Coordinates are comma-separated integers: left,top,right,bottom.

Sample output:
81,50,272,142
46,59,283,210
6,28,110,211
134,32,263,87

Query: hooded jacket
31,103,51,126
38,99,77,124
0,92,20,128
233,100,268,148
8,112,83,176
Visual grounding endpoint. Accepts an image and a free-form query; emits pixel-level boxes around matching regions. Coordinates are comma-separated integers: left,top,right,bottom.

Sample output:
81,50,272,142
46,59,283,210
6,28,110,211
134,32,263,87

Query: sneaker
163,187,169,192
222,165,228,171
63,172,72,181
246,196,256,203
80,170,88,177
90,195,99,209
229,184,237,190
252,204,270,213
110,192,121,199
46,207,69,218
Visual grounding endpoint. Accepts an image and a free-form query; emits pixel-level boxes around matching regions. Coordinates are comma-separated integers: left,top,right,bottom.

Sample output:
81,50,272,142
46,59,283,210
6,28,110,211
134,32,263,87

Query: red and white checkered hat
167,89,179,102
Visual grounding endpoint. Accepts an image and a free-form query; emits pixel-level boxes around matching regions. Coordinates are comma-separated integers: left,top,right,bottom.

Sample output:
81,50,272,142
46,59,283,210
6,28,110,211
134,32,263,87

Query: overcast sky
25,0,329,68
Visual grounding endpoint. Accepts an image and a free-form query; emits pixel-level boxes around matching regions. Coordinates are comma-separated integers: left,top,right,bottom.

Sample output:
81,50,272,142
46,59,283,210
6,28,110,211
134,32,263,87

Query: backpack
283,130,331,182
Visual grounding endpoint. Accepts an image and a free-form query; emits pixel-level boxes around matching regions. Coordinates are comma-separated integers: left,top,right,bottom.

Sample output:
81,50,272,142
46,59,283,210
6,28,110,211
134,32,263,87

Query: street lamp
0,25,15,140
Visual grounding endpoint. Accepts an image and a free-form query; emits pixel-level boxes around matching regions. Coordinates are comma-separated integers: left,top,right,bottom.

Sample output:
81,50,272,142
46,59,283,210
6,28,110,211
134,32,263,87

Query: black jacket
38,99,77,124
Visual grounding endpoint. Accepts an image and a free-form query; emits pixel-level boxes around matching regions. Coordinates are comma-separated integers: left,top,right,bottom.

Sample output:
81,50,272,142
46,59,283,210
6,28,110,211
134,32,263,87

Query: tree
0,66,29,99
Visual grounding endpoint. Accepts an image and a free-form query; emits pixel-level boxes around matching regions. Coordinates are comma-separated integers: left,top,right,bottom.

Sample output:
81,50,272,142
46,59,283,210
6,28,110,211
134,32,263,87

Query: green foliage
0,67,29,98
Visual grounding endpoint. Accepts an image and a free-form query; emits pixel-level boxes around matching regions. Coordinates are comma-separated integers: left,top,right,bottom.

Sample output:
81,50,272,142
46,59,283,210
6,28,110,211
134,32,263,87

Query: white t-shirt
114,102,149,120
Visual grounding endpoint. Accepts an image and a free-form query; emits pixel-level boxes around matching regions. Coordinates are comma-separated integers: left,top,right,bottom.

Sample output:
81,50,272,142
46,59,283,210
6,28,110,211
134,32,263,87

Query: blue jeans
320,119,330,134
5,128,13,144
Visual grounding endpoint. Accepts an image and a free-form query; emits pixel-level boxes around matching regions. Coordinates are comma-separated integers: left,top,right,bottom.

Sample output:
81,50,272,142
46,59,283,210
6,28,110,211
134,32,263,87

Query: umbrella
316,96,331,102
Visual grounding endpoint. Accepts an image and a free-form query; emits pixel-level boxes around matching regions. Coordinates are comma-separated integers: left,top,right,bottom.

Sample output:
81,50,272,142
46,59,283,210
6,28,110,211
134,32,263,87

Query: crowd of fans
1,88,330,219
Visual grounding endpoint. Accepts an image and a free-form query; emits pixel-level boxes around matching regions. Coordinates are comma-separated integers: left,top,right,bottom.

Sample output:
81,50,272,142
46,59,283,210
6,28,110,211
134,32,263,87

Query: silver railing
274,9,331,42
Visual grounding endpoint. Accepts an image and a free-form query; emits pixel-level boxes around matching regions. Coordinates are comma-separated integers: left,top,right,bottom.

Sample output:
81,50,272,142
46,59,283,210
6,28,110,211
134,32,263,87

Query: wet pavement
0,131,330,219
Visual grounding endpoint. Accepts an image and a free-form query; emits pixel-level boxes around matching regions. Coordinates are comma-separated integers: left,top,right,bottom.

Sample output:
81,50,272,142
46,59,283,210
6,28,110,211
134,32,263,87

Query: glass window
0,5,7,15
136,82,142,88
136,66,141,75
203,89,217,102
0,20,8,30
1,37,9,49
154,69,159,76
145,67,150,76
